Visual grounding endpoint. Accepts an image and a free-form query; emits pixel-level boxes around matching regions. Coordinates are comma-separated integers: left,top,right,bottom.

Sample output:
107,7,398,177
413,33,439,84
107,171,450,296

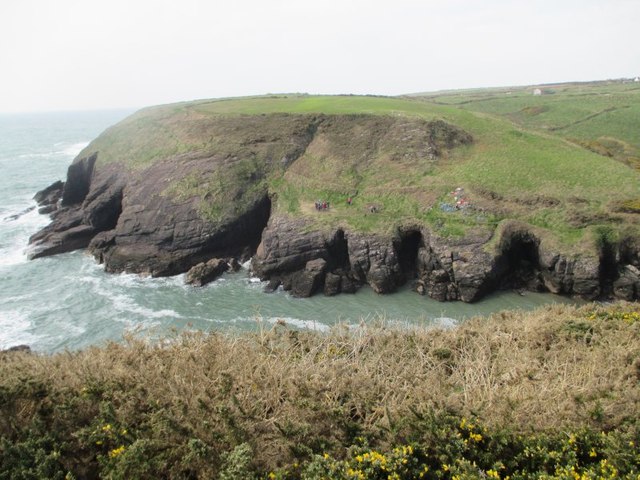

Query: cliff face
251,216,639,302
29,113,320,275
28,106,640,302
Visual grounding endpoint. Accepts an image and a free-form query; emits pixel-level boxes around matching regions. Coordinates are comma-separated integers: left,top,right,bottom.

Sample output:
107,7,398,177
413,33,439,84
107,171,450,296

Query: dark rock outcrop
251,216,640,302
38,205,56,215
28,207,96,259
291,258,327,297
251,214,406,297
34,180,64,211
1,345,31,354
29,115,318,276
62,153,97,206
185,258,229,287
29,180,65,217
613,265,640,300
324,272,342,296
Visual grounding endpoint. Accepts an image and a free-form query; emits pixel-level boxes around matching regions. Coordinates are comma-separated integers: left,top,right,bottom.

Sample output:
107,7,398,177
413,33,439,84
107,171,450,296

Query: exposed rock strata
27,113,639,302
33,180,64,214
251,216,640,301
28,114,319,272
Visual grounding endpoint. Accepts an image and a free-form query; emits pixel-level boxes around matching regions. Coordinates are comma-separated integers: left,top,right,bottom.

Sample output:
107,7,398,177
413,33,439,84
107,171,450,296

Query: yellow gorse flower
108,445,125,458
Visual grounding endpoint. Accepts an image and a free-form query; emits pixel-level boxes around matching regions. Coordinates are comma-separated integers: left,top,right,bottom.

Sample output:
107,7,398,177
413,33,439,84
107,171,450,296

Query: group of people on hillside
314,196,359,211
451,187,470,209
315,200,330,210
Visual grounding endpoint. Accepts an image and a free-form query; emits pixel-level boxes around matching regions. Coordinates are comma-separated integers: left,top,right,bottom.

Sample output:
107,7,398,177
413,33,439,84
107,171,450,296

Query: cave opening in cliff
327,229,350,270
103,189,124,232
249,195,272,254
500,232,541,290
397,229,422,280
599,239,618,296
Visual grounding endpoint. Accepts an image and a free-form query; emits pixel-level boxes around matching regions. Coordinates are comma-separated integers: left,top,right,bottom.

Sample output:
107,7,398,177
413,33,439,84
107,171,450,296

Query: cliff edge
28,95,640,301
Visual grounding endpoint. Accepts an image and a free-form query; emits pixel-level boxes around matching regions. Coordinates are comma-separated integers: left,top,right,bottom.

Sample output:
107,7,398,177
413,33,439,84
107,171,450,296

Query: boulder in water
1,345,31,354
291,258,327,297
185,258,229,287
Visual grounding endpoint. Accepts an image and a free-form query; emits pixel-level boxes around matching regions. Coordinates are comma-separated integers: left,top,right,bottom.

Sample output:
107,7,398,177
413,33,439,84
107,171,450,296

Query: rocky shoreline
27,113,640,303
28,172,640,303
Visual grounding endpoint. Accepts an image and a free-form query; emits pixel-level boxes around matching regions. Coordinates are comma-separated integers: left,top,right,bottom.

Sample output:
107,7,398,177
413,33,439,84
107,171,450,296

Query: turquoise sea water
0,110,578,353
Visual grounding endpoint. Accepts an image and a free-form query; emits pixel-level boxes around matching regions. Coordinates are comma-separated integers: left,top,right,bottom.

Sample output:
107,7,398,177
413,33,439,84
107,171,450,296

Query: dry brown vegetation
1,303,639,478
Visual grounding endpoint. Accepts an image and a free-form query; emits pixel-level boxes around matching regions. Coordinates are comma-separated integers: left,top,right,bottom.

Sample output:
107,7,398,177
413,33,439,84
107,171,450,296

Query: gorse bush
272,421,640,479
1,302,639,478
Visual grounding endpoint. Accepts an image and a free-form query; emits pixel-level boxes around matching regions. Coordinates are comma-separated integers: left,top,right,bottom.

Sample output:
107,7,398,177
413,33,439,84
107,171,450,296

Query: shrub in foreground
1,302,639,478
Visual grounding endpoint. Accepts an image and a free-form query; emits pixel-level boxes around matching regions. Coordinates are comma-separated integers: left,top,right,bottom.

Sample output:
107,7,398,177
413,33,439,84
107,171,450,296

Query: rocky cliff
27,97,640,302
251,216,639,302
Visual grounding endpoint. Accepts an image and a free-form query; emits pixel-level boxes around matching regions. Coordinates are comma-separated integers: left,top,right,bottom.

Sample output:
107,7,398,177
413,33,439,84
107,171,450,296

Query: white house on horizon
635,77,639,82
533,88,542,95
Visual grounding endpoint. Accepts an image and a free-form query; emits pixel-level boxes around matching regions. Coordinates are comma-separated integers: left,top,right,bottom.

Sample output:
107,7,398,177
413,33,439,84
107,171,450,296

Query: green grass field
78,88,640,250
415,81,640,167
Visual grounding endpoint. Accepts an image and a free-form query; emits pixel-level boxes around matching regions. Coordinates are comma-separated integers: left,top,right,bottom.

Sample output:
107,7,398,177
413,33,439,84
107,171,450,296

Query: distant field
79,91,640,249
192,94,439,117
415,81,640,168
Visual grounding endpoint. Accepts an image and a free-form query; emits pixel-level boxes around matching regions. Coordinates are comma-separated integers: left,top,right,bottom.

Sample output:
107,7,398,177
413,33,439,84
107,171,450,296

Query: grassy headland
1,303,639,479
77,92,640,249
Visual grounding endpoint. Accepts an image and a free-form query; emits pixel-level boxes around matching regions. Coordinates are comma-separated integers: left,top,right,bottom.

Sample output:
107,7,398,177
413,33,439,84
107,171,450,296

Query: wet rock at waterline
185,258,229,287
1,345,31,354
33,180,64,211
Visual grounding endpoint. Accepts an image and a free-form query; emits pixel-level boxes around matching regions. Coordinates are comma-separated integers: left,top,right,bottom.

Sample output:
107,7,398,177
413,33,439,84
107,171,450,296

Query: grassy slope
78,93,640,248
417,82,640,166
1,303,639,478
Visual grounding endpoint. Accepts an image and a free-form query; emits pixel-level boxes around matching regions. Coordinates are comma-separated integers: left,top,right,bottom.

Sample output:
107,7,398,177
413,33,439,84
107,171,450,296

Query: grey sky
1,0,638,113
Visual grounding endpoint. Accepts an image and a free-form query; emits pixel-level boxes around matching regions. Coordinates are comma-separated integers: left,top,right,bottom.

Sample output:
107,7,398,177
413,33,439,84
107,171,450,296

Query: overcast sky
0,0,638,113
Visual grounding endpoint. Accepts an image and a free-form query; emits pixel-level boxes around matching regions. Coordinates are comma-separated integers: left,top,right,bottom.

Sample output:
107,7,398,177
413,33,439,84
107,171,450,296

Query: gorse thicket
1,303,639,479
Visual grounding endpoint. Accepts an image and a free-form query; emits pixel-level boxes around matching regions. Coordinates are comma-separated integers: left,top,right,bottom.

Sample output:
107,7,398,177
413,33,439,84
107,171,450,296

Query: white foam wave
1,206,34,223
48,319,87,338
0,206,51,268
16,141,89,160
111,293,183,321
76,269,184,325
17,152,56,159
63,141,89,157
1,292,38,303
0,244,28,268
264,316,331,332
158,274,187,287
107,270,187,290
11,204,48,229
432,316,458,329
0,310,40,349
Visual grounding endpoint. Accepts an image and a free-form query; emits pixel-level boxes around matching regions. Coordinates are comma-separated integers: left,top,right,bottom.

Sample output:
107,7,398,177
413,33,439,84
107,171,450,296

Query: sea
0,110,578,354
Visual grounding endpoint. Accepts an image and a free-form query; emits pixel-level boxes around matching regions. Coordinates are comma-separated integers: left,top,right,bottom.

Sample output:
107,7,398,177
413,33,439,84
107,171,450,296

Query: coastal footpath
28,94,640,302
